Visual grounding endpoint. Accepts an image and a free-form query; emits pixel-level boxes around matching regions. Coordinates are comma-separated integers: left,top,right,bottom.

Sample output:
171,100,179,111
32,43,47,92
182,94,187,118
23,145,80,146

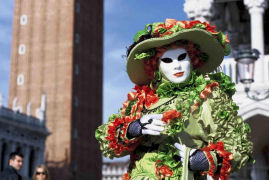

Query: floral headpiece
126,19,230,85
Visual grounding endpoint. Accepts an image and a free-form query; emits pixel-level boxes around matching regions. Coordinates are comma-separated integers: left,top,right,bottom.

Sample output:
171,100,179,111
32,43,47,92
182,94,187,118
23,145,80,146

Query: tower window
17,74,24,85
20,15,27,25
74,96,79,107
75,2,80,13
74,64,79,75
75,33,80,44
73,128,78,139
18,44,26,55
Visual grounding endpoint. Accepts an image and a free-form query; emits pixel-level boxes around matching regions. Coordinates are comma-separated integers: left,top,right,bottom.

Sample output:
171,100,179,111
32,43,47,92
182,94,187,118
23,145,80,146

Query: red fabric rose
162,110,182,123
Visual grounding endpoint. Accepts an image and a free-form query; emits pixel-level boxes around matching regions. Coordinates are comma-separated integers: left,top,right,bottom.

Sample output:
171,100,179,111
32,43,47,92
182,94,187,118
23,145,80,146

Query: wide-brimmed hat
126,19,230,85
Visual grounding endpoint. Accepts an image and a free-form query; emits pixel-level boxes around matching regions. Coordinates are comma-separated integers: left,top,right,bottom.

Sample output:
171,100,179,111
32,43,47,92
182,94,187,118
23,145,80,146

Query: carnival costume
96,19,253,180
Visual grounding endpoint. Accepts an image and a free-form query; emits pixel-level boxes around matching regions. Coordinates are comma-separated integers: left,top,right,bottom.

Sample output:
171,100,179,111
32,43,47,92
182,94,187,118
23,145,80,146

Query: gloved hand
174,143,209,172
127,114,166,138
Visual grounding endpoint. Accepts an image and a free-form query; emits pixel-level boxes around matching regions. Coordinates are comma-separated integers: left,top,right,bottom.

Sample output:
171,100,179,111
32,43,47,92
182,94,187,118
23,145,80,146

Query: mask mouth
173,72,184,77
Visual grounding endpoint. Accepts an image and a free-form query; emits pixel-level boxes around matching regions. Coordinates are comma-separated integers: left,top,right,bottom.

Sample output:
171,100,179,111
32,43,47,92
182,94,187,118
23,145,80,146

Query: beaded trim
142,96,177,114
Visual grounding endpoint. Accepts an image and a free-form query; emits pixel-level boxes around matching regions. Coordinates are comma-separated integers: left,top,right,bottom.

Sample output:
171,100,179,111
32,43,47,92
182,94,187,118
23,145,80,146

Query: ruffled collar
155,71,208,98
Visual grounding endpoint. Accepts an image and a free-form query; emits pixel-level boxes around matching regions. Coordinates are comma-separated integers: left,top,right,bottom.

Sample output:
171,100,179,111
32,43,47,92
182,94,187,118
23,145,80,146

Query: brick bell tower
8,0,103,179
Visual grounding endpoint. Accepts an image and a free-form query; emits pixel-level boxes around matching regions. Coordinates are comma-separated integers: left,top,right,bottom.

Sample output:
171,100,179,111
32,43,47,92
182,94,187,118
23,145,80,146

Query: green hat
126,19,230,85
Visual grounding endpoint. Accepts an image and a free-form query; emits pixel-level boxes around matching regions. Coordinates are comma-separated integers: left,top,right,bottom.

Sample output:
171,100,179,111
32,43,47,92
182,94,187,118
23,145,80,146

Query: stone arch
245,115,269,157
241,114,269,179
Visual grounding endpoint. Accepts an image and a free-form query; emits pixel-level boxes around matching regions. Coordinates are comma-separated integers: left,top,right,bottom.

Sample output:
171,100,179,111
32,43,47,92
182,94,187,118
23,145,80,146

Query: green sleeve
95,113,140,159
200,87,253,171
95,114,118,159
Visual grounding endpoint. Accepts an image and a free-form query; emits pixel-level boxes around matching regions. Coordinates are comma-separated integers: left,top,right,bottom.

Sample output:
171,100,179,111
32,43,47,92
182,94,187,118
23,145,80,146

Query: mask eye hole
160,58,173,63
178,53,187,61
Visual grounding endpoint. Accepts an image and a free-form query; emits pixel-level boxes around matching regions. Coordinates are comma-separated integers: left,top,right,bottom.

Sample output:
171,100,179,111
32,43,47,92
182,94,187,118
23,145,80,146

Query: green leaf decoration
224,44,231,56
169,24,182,33
133,29,149,42
158,28,167,34
134,49,156,60
193,23,206,29
245,123,251,133
151,22,164,34
208,72,236,96
125,100,136,116
218,110,228,119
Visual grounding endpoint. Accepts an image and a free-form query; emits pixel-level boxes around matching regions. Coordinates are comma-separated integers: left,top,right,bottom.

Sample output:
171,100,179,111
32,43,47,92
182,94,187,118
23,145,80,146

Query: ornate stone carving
184,0,214,22
244,0,268,9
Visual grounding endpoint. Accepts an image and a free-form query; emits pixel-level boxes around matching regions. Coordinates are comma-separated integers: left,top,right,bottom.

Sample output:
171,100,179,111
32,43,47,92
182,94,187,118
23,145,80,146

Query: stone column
3,141,15,169
33,148,44,171
10,141,17,152
184,0,214,22
244,0,267,83
37,147,45,165
21,145,30,177
244,0,267,54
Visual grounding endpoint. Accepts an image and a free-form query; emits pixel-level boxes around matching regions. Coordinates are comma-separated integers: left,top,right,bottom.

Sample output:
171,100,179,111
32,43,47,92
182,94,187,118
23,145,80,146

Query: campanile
8,0,103,179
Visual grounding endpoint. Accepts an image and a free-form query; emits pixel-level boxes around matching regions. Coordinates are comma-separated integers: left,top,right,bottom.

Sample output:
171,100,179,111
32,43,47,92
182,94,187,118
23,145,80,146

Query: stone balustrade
102,162,129,180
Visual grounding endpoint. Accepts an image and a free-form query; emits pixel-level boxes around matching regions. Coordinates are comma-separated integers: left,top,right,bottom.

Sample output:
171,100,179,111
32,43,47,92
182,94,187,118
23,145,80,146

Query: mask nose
174,60,182,70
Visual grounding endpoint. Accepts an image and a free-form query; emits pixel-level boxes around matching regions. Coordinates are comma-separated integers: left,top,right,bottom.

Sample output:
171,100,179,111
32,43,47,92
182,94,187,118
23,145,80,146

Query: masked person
96,19,253,180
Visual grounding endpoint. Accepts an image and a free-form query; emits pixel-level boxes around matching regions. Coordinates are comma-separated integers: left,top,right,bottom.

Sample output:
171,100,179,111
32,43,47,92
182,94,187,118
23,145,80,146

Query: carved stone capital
244,0,268,10
184,0,214,21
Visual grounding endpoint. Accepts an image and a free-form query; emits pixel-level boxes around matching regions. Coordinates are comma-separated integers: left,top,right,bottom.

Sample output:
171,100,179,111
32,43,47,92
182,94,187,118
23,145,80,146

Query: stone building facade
184,0,269,179
0,102,49,179
8,0,103,179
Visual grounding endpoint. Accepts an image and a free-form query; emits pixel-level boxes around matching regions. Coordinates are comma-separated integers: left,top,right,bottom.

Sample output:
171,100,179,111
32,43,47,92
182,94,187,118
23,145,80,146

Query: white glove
174,143,210,172
140,114,166,136
174,143,196,163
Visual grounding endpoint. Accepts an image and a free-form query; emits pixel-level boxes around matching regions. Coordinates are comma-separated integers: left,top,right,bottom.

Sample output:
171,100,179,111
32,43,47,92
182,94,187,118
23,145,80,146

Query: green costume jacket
95,72,253,180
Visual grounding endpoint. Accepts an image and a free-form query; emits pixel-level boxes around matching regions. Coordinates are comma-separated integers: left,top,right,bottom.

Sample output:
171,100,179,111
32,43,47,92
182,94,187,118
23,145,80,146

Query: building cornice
244,0,268,10
184,0,214,21
233,85,269,120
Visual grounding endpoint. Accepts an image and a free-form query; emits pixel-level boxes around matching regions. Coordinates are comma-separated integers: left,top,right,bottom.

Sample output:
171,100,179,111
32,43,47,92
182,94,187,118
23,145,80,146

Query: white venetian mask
159,48,192,84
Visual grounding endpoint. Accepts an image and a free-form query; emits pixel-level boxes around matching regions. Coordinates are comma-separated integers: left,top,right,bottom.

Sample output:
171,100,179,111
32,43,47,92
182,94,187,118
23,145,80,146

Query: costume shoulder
199,73,253,172
95,86,158,159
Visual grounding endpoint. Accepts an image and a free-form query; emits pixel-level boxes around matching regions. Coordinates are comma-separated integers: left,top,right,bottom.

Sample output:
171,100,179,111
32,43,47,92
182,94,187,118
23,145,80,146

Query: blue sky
103,0,187,123
0,1,14,105
0,0,187,161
